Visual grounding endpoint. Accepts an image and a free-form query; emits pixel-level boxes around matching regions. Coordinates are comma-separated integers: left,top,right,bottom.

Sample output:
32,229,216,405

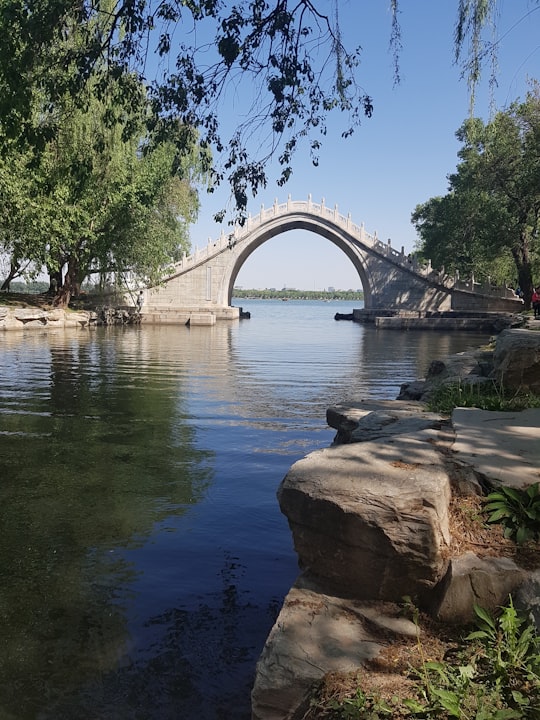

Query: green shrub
483,483,540,545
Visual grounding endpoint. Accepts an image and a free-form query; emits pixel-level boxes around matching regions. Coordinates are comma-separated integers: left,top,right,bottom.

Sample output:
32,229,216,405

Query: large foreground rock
277,428,451,602
255,397,540,720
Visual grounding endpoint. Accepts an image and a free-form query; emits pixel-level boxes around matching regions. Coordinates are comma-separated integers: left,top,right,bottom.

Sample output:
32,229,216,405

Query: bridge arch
223,215,373,306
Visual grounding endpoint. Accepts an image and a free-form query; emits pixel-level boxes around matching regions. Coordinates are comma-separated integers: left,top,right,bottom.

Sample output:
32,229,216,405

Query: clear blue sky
187,2,539,291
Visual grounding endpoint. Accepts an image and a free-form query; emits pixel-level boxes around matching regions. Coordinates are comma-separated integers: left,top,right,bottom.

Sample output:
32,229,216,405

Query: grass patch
427,381,540,414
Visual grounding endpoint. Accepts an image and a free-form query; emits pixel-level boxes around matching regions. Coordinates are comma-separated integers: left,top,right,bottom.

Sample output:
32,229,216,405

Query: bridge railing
239,196,460,287
454,277,519,299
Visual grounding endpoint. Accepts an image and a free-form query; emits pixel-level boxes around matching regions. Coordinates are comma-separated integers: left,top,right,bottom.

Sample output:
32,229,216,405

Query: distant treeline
4,281,98,295
232,288,364,301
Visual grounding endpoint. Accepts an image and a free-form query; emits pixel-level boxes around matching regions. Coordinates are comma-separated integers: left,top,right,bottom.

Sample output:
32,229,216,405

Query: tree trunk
0,262,20,291
512,234,533,309
53,258,78,308
48,269,63,295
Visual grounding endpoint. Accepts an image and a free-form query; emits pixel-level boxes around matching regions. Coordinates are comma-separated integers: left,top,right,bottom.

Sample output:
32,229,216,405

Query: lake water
0,299,490,720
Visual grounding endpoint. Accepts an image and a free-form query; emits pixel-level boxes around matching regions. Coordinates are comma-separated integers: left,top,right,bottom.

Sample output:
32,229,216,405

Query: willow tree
0,1,380,225
0,1,207,304
454,0,540,110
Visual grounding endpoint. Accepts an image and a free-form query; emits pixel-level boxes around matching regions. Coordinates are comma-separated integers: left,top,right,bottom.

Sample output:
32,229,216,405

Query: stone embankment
251,326,540,720
351,309,525,332
0,305,140,330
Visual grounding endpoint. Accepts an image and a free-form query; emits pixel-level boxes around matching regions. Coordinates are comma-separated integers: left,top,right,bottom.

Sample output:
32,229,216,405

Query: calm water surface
0,300,490,719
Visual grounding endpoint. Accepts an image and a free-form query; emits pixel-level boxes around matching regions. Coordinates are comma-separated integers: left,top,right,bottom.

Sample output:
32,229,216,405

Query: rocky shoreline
251,325,540,720
0,304,140,330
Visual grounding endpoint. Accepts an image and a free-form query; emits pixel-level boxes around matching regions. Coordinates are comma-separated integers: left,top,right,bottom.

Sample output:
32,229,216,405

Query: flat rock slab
451,408,540,489
251,576,417,720
327,400,445,444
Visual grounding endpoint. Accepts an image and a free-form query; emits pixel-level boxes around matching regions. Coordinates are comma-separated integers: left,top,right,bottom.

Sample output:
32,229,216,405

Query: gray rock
327,400,443,445
13,308,47,323
425,351,483,382
451,407,540,489
397,380,427,401
492,328,540,392
277,432,451,601
514,569,540,631
251,575,416,720
431,552,527,625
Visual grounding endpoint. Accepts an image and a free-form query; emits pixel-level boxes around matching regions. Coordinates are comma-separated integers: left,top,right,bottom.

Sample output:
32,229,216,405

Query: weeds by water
427,381,540,414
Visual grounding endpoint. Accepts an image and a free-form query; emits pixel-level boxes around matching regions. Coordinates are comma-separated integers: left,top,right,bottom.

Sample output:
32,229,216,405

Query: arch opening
234,230,364,293
225,220,371,305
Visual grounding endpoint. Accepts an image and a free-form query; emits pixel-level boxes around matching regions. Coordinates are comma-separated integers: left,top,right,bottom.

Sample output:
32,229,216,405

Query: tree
2,2,538,304
411,191,515,283
413,89,540,307
2,1,539,216
0,72,205,305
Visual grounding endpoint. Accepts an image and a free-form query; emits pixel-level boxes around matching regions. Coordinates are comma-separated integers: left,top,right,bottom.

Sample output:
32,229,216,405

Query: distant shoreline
232,289,364,301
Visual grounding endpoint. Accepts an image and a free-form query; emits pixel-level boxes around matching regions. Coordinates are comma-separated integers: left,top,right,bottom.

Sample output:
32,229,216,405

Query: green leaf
473,604,496,629
484,500,509,511
431,688,461,716
466,629,491,641
485,492,507,503
515,525,532,545
402,697,426,712
500,486,524,503
486,508,512,522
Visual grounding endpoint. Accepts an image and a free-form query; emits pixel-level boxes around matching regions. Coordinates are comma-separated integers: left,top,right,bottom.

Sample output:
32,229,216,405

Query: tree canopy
0,2,376,219
412,87,540,308
0,2,208,303
2,1,535,203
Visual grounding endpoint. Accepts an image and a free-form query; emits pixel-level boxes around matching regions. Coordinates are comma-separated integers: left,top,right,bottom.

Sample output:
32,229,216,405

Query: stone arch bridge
142,197,520,324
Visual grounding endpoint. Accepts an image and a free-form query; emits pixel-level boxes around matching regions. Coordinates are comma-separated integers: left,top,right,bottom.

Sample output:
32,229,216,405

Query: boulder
64,310,93,327
515,569,540,631
492,328,540,392
277,430,451,602
431,552,526,625
397,349,495,401
13,308,47,323
327,400,443,445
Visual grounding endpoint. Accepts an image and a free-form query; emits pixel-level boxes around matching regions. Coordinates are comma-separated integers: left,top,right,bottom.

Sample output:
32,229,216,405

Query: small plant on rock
483,483,540,545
